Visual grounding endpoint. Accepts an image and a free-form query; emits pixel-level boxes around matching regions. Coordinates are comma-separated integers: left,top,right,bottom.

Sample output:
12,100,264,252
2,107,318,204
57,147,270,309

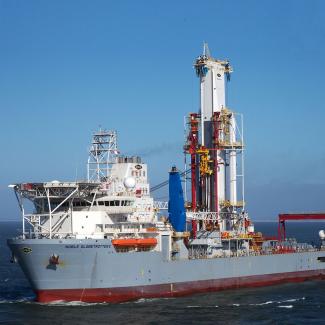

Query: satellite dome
247,225,254,233
124,177,136,189
319,230,325,240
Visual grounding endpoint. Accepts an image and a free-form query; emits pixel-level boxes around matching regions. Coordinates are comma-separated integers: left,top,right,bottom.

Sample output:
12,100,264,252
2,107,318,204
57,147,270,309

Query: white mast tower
186,43,245,234
87,129,119,182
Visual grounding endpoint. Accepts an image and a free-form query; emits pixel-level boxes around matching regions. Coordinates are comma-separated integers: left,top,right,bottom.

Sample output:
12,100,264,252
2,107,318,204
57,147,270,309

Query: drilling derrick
185,44,247,235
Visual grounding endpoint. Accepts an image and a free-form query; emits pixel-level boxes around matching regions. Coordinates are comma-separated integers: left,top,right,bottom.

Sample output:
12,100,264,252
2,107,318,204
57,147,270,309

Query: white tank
319,230,325,240
124,177,136,189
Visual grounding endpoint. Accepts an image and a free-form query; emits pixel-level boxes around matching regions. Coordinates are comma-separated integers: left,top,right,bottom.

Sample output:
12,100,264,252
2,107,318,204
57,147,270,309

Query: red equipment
278,213,325,241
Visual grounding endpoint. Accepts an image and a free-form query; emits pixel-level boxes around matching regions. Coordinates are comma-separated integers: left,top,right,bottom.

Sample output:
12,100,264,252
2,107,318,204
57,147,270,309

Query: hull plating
36,270,325,303
8,239,325,303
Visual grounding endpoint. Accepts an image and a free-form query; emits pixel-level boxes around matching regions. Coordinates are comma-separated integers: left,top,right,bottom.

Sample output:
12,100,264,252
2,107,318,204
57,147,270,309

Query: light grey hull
8,238,325,303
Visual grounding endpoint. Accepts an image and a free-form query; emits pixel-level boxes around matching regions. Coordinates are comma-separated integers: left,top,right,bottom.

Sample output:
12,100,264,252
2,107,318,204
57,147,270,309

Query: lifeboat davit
112,238,157,248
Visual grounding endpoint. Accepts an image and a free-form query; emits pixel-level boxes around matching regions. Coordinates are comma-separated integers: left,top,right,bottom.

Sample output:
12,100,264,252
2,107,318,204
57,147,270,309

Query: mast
185,43,245,233
87,129,119,182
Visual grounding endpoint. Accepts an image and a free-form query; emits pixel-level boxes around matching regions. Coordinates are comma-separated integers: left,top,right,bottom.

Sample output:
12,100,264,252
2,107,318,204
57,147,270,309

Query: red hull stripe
36,270,325,303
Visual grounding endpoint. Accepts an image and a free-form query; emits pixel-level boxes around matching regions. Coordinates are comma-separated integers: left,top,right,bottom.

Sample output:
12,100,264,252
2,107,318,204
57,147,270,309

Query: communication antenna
203,42,211,58
87,129,119,182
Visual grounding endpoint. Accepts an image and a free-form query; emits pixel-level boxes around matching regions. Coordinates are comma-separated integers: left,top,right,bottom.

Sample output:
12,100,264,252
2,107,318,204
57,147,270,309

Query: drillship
7,45,325,303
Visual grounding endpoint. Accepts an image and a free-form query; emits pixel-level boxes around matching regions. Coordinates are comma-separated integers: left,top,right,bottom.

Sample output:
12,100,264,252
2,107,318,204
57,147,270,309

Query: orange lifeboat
221,231,230,239
112,238,157,248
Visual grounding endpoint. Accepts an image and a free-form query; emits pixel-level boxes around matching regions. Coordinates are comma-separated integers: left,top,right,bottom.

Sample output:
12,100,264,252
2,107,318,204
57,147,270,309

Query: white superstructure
11,130,170,249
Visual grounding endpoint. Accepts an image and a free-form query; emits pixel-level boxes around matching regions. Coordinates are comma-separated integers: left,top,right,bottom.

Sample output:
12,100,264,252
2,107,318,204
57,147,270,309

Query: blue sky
1,0,325,221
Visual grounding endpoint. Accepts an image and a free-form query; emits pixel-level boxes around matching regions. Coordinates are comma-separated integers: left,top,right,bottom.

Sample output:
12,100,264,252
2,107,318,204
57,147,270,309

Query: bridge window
96,224,103,232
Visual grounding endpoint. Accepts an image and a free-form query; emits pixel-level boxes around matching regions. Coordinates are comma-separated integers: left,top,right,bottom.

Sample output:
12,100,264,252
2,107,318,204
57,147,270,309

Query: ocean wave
0,297,34,304
249,300,274,306
186,305,219,308
43,300,107,307
279,297,305,303
132,297,175,304
249,297,305,307
0,298,107,307
278,305,293,309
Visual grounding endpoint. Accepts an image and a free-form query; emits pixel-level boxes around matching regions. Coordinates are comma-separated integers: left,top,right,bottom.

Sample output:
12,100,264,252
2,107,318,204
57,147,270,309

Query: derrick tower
185,44,246,234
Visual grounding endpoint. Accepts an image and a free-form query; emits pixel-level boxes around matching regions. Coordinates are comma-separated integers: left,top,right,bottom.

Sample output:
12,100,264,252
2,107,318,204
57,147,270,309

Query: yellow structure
196,147,213,176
